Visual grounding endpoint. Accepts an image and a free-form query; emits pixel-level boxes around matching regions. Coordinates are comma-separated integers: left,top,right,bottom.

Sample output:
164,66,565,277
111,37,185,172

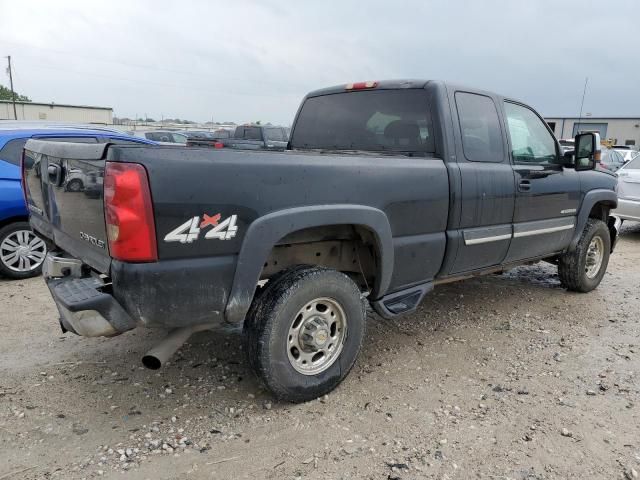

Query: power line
5,56,17,119
18,59,296,99
0,39,228,79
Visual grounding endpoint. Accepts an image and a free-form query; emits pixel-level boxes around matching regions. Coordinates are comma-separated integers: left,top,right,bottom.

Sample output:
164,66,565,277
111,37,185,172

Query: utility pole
5,56,18,120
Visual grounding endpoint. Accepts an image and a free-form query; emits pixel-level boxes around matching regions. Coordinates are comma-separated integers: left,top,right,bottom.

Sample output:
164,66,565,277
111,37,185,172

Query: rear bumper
44,253,136,337
43,251,235,337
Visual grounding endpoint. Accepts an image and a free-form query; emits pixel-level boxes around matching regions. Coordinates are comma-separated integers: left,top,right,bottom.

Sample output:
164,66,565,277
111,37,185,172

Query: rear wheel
0,222,47,279
558,218,610,292
243,266,366,402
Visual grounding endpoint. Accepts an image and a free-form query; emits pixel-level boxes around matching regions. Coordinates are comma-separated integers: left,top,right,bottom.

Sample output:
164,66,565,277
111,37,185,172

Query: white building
0,100,113,124
545,116,640,147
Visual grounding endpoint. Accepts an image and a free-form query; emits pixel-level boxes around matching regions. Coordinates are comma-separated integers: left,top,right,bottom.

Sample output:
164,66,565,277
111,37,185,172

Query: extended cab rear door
444,89,516,274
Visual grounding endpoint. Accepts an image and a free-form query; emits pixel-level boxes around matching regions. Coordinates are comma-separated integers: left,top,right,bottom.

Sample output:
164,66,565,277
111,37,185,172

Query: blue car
0,126,156,279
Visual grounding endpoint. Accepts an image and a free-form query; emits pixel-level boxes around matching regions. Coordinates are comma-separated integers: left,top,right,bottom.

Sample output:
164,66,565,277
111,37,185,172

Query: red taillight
104,162,157,262
345,81,378,90
214,142,224,149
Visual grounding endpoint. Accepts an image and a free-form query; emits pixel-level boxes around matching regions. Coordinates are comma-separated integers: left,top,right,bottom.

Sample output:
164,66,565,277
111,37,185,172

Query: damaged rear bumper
44,252,135,337
42,250,236,337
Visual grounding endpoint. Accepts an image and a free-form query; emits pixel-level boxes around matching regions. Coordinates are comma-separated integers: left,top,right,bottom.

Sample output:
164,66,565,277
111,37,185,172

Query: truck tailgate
23,139,111,273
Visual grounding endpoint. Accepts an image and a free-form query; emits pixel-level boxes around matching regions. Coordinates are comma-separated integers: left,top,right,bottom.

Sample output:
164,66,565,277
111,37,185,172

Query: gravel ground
1,224,639,480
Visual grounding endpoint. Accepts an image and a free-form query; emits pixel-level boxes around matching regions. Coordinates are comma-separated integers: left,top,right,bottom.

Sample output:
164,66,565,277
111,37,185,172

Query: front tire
558,218,610,292
66,179,84,192
0,222,47,279
243,266,366,403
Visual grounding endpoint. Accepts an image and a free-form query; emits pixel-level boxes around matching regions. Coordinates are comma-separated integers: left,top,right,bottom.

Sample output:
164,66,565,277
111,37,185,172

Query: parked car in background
182,130,233,140
599,146,626,172
187,124,288,150
612,146,639,163
0,126,155,279
615,155,640,222
135,130,188,144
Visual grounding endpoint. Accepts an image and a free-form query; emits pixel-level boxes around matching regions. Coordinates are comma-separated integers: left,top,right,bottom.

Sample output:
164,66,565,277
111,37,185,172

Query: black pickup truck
186,124,288,150
23,80,619,402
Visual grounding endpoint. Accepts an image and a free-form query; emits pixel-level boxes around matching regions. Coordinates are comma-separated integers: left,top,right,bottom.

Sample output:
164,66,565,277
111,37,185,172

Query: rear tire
243,266,366,402
558,218,610,292
0,222,47,280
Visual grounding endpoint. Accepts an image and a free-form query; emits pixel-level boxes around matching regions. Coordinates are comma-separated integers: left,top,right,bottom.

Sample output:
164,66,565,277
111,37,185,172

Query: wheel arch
224,205,394,323
568,190,617,252
0,215,30,231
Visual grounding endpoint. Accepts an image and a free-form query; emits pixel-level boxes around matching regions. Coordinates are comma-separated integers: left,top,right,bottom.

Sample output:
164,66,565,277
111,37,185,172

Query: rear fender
224,205,394,323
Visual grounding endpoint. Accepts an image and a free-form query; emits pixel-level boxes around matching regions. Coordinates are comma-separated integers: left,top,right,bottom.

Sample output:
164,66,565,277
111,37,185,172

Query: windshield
624,155,640,170
290,89,435,154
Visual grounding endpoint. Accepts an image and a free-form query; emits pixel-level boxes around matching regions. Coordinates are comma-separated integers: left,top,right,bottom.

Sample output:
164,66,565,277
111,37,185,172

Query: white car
613,147,639,163
615,155,640,222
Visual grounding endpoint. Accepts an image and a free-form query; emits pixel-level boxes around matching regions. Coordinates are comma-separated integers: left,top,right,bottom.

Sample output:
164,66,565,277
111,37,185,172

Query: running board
371,282,433,319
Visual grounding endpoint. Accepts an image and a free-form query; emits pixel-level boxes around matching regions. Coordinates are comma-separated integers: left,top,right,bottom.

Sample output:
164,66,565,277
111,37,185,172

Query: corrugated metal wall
0,102,112,124
546,117,640,146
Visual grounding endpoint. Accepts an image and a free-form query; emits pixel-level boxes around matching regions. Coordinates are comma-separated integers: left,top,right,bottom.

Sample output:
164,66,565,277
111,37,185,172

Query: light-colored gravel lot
1,224,639,480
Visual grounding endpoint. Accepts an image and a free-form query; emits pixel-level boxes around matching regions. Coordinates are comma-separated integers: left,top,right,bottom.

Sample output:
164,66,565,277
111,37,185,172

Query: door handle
518,180,531,192
48,164,62,186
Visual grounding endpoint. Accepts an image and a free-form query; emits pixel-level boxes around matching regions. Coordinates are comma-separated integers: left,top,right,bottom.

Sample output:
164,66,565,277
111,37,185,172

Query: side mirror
574,132,601,171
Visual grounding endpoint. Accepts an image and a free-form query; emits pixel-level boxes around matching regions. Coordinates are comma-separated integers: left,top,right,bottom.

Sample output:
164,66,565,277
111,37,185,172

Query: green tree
0,84,31,102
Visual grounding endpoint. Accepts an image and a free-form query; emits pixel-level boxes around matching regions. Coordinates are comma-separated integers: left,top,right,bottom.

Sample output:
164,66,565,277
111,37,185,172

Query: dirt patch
1,224,639,480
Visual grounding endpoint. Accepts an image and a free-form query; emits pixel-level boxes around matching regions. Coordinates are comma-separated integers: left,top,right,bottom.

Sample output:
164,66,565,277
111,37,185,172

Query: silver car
615,155,640,222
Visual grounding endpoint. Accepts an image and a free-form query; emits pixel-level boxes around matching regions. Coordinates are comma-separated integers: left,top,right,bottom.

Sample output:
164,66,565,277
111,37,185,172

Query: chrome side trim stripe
464,234,512,246
513,224,574,238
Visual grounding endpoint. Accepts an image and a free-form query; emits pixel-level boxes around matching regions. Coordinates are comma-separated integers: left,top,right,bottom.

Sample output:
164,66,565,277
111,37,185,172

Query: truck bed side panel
110,146,450,292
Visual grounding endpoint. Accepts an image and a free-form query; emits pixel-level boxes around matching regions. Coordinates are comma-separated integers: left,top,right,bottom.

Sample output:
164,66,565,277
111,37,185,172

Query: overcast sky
1,0,639,125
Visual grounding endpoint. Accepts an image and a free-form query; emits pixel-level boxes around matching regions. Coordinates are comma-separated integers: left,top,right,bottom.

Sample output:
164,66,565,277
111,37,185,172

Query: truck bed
23,141,449,329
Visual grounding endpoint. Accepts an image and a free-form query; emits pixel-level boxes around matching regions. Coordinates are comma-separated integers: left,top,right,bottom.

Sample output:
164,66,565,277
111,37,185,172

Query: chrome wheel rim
0,230,47,273
585,235,604,279
287,297,347,375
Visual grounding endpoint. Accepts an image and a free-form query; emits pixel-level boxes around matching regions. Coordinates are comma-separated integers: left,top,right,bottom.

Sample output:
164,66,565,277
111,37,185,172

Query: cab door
447,91,516,274
502,102,581,262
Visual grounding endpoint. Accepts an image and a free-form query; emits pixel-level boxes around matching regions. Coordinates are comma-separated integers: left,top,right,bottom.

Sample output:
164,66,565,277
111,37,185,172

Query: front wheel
243,266,366,402
0,222,47,279
558,218,611,292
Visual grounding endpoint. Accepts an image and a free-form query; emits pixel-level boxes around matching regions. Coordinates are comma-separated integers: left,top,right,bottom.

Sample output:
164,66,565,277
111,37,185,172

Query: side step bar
371,282,433,319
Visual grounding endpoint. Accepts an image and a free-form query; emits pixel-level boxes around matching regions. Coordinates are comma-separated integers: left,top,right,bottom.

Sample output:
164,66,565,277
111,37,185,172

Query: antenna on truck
576,77,589,135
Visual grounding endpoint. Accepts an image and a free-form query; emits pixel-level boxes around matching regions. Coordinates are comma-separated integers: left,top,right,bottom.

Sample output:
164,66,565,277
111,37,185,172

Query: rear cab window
290,89,434,155
455,92,504,162
241,127,263,141
264,128,285,142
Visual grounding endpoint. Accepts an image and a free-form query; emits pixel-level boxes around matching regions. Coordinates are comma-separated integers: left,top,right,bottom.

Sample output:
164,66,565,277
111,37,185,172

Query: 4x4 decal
164,213,238,243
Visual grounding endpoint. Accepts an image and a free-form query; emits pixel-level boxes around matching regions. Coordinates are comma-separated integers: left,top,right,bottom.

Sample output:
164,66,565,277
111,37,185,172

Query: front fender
568,189,617,252
224,204,394,323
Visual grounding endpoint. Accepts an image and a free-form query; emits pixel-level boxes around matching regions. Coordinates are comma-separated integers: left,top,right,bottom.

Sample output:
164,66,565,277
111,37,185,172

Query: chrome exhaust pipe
142,325,212,370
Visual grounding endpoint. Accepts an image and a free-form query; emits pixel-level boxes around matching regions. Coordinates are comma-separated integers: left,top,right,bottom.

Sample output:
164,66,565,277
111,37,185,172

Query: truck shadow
47,261,570,406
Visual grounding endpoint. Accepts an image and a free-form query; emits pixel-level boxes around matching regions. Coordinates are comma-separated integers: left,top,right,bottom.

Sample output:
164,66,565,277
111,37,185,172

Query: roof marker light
345,81,378,90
